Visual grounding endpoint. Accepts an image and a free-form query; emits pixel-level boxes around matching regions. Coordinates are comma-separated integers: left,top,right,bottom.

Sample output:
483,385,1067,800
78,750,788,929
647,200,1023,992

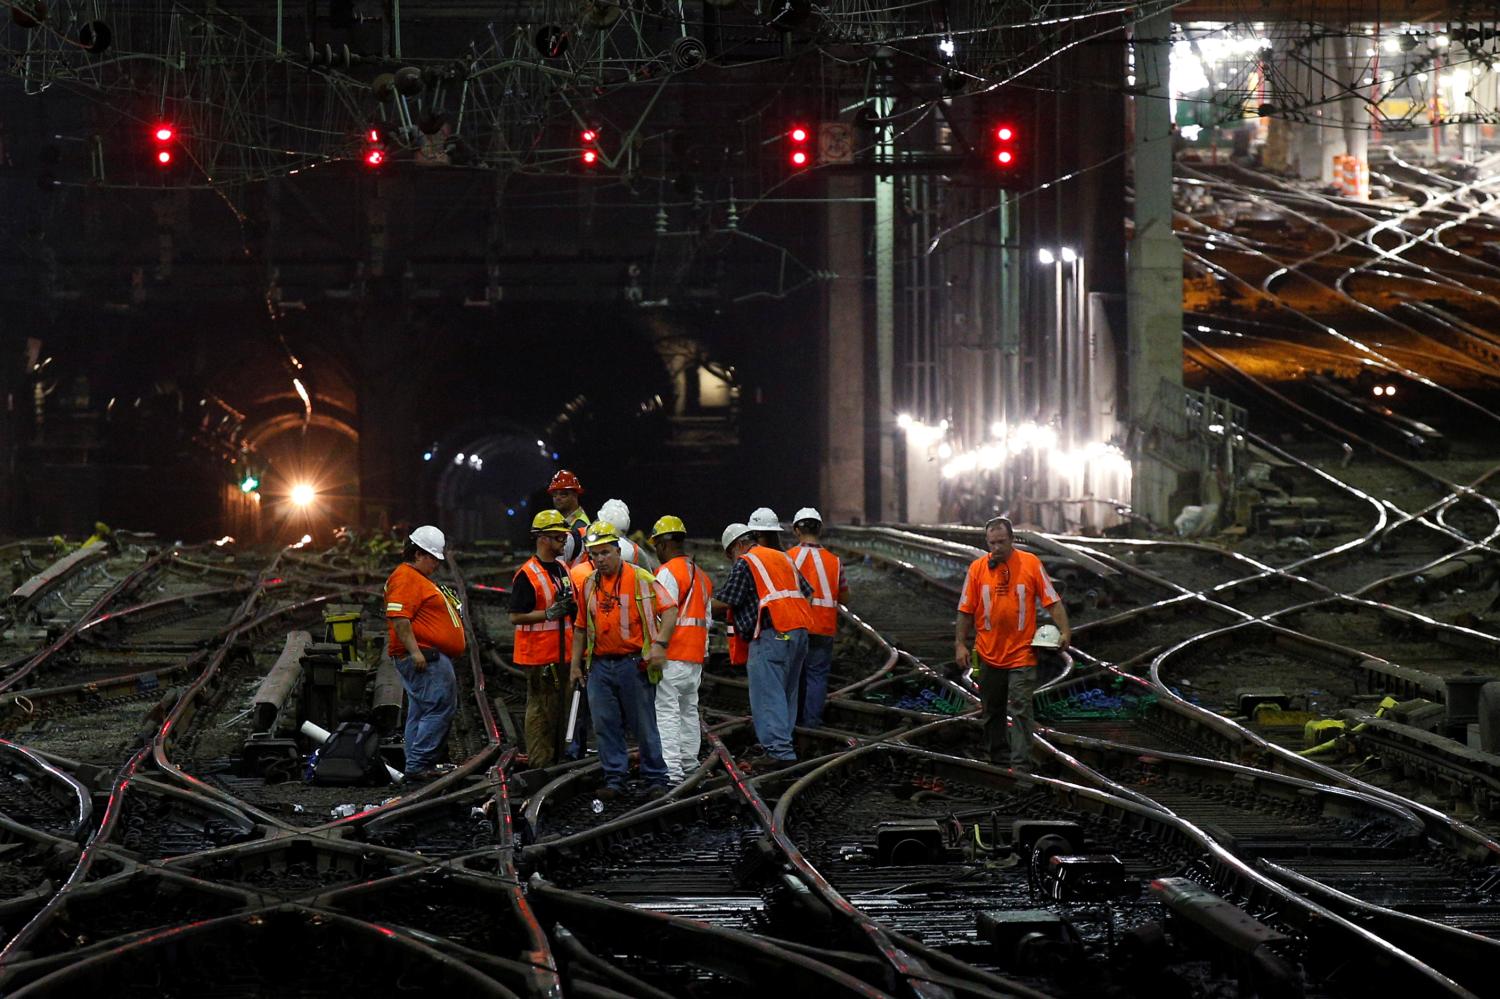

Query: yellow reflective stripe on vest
583,567,658,649
518,559,565,633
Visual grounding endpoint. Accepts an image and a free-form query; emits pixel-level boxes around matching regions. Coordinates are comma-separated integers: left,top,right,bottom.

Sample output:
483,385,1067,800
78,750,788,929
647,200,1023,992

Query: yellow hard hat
650,515,686,539
531,509,569,533
584,522,622,548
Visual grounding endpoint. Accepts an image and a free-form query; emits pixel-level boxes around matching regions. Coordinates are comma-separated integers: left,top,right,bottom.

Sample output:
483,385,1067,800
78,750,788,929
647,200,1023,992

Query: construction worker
548,469,591,564
597,498,659,570
508,510,577,768
716,509,815,767
569,522,674,798
385,526,465,780
715,524,752,669
649,515,713,783
562,531,599,760
954,516,1071,771
787,508,848,729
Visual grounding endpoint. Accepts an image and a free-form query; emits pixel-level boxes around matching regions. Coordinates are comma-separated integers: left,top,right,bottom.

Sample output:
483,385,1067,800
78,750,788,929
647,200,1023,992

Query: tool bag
311,722,390,786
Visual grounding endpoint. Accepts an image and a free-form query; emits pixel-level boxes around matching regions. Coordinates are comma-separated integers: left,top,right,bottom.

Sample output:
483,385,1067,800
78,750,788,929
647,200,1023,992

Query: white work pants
653,659,702,781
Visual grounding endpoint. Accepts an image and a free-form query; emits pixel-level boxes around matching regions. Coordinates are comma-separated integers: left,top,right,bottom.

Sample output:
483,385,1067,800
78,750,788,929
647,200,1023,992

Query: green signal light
240,476,260,494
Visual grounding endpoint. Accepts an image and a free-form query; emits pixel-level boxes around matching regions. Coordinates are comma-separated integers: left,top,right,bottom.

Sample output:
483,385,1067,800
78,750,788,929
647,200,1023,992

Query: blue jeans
587,655,668,787
747,628,807,760
799,634,834,729
394,652,457,775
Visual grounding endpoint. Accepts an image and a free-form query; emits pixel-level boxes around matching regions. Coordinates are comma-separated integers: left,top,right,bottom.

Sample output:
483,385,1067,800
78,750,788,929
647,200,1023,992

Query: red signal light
582,149,598,165
154,126,174,142
364,148,385,167
996,126,1013,141
367,128,381,143
996,150,1013,164
156,150,172,165
581,129,597,143
788,124,812,169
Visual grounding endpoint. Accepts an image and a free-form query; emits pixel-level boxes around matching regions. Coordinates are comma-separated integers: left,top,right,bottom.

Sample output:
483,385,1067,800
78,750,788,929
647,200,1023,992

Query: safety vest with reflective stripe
511,557,573,666
727,625,749,666
659,555,712,663
582,565,661,659
788,545,841,637
741,546,815,639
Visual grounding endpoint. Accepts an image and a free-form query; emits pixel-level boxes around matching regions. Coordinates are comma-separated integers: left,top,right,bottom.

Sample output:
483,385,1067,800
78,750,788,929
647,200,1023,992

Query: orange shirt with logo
385,562,467,659
957,550,1059,669
575,566,676,657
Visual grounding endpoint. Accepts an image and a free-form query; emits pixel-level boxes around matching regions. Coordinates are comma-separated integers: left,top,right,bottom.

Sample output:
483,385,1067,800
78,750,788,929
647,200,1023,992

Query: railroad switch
1150,877,1301,998
874,819,945,864
1043,855,1134,902
1302,718,1344,747
976,910,1081,972
1011,819,1083,856
238,733,301,778
1236,690,1291,715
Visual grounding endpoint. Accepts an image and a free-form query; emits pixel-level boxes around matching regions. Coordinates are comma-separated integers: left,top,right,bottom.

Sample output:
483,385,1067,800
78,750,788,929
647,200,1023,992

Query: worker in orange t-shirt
385,525,466,780
954,516,1069,771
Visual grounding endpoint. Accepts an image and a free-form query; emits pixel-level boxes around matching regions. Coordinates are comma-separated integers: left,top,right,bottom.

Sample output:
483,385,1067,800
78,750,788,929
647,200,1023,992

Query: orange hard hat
548,469,584,494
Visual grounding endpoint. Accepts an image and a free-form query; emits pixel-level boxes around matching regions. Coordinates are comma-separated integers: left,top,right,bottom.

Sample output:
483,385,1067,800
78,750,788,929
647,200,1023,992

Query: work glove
646,662,663,685
545,598,575,621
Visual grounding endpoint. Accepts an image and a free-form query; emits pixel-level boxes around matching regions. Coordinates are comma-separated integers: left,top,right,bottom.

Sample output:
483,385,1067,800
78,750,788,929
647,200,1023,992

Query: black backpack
312,722,390,786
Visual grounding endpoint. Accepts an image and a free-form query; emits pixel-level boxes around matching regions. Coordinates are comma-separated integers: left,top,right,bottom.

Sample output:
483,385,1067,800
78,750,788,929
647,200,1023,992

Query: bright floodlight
291,483,317,507
1037,248,1055,264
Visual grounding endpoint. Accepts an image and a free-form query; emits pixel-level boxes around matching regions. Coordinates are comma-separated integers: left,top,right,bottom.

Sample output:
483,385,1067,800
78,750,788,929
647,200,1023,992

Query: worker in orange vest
508,510,577,768
648,515,713,783
716,509,815,768
715,523,751,668
569,522,674,798
787,508,848,729
561,533,598,759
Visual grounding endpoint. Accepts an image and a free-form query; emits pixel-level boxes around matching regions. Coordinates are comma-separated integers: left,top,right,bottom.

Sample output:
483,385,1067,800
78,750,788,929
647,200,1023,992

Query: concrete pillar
1127,9,1184,526
822,175,867,524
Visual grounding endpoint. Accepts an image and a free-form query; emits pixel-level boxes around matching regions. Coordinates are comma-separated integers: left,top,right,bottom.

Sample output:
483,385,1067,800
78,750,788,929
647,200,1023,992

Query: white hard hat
597,498,631,534
1032,624,1062,649
747,507,782,532
793,507,822,525
721,523,752,551
410,525,446,561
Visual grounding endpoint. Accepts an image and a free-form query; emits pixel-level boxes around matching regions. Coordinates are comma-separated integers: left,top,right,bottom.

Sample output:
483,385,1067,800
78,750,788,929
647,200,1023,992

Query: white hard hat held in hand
1031,624,1062,649
410,525,446,560
747,507,781,531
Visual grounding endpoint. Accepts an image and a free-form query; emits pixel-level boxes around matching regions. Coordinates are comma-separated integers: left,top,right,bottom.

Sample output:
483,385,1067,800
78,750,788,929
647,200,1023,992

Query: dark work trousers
523,664,566,768
977,664,1037,768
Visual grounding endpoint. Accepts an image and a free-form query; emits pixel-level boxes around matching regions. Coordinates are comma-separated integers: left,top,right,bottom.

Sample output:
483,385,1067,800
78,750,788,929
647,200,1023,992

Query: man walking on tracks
509,510,577,768
954,516,1070,771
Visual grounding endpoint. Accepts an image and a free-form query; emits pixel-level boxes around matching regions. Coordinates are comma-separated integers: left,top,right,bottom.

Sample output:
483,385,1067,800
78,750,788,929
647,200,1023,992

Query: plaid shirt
719,553,815,639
